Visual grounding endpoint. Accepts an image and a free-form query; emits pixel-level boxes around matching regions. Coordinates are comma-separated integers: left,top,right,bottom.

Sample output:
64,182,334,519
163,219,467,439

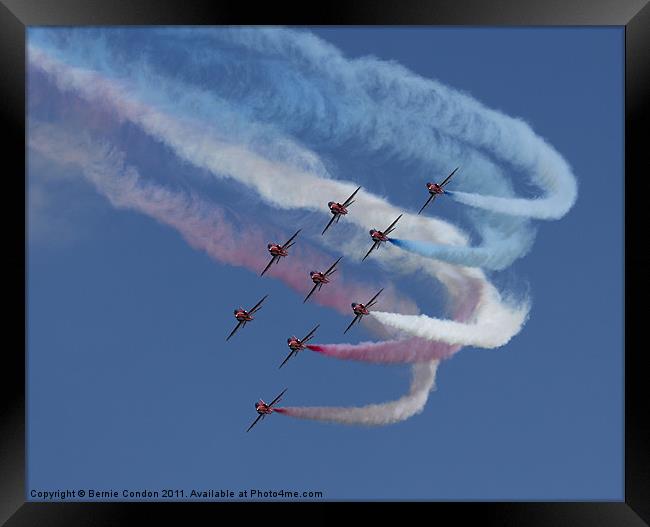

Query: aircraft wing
324,256,342,276
418,194,436,215
260,256,278,277
343,314,362,334
269,388,288,407
384,214,403,235
282,229,301,249
303,282,320,303
362,241,380,262
246,413,264,433
366,288,384,307
278,350,296,370
249,294,268,314
440,167,459,187
301,324,320,342
322,214,338,235
226,320,244,341
342,186,361,207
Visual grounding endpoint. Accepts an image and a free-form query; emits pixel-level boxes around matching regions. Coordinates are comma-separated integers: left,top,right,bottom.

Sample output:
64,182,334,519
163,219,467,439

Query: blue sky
27,27,623,500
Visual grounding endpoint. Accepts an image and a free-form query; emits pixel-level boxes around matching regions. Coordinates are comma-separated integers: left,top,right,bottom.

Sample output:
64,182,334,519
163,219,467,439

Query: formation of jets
227,168,461,432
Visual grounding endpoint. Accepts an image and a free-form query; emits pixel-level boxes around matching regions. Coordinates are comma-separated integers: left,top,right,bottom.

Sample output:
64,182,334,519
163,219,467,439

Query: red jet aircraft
304,256,342,303
344,288,383,334
246,388,287,433
260,229,301,276
362,215,403,261
279,324,320,369
418,167,460,214
322,186,361,235
226,294,268,341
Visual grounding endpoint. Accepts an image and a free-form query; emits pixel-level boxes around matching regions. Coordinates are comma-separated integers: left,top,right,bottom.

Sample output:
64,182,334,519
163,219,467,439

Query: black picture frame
2,0,647,523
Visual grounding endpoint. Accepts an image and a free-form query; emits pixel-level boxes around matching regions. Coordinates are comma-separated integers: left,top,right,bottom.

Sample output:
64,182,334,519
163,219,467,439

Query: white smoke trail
277,362,440,425
372,282,529,349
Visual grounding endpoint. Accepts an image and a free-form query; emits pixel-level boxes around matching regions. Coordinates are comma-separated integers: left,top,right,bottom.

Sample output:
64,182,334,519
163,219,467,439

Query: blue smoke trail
388,198,537,270
389,236,530,271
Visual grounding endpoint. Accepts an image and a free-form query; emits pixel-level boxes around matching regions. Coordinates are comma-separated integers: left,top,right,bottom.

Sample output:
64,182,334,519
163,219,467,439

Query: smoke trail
28,46,529,351
199,27,578,220
275,361,440,426
30,28,577,220
27,46,467,244
308,338,453,364
276,255,484,425
389,233,534,271
26,27,577,271
281,257,483,426
305,273,521,365
30,62,492,370
28,122,414,317
27,34,540,425
305,269,483,364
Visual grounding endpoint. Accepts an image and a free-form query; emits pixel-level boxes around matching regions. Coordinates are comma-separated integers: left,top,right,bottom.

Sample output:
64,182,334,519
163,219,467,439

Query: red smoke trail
306,338,455,364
